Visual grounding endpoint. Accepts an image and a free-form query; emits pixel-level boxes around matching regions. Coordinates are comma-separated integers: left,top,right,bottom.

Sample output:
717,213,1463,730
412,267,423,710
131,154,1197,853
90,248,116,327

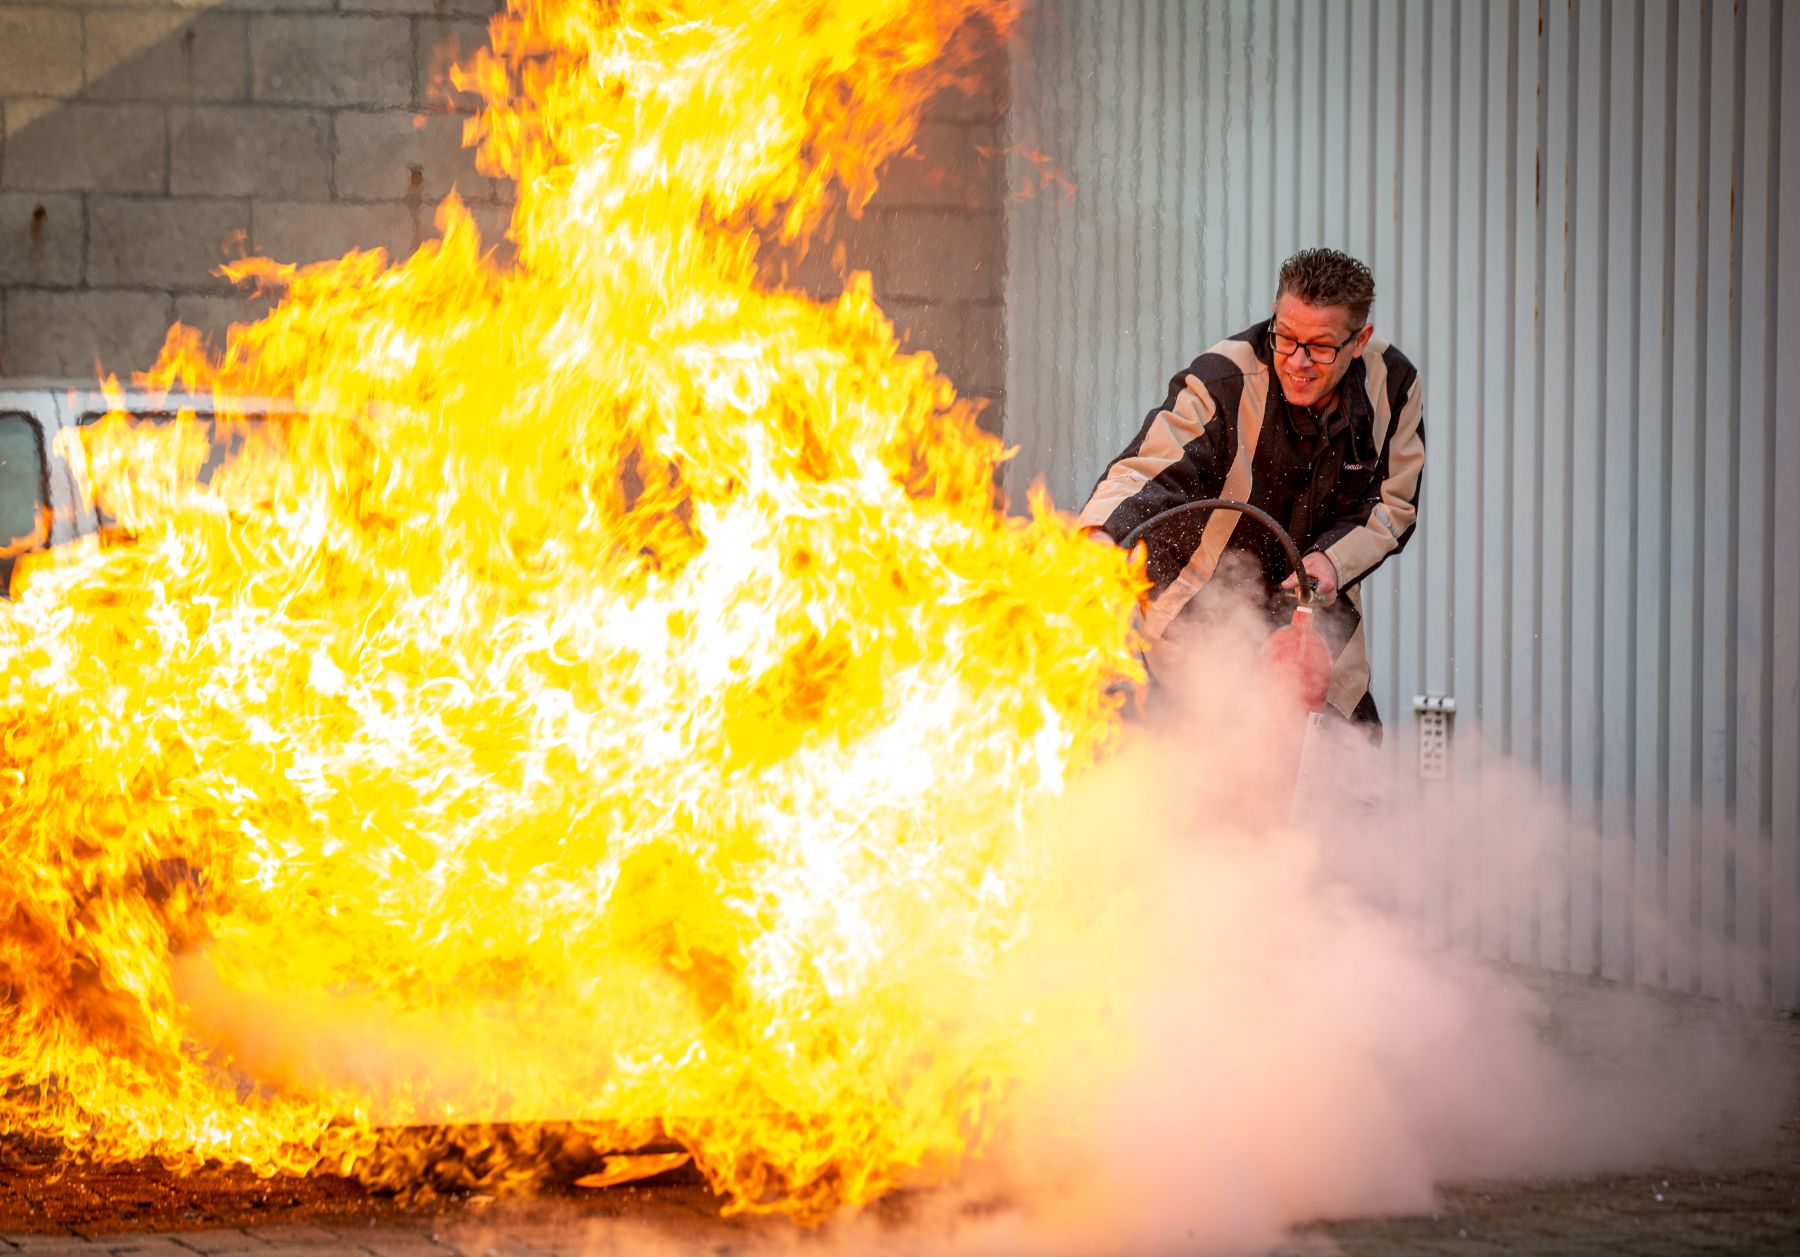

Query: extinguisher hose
1116,497,1317,608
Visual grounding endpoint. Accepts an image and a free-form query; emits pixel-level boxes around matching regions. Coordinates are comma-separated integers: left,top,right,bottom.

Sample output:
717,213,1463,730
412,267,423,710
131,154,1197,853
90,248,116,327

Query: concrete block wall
0,2,1006,433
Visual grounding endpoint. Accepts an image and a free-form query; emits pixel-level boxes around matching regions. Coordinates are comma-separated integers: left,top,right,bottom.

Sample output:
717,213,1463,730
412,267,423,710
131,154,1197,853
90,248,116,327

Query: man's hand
1282,550,1339,605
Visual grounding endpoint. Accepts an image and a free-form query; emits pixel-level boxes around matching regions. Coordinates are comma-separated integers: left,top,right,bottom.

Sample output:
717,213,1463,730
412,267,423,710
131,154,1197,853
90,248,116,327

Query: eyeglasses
1271,327,1361,365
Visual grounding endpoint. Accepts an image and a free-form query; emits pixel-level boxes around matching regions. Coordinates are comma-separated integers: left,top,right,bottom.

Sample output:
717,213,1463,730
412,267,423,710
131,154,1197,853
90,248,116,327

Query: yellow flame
0,0,1144,1220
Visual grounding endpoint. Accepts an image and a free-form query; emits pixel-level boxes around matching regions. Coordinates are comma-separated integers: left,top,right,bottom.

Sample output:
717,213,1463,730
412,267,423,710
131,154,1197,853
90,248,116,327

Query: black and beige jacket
1077,318,1424,725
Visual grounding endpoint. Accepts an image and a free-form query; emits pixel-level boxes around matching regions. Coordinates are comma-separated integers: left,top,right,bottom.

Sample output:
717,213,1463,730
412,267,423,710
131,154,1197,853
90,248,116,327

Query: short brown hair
1276,248,1376,325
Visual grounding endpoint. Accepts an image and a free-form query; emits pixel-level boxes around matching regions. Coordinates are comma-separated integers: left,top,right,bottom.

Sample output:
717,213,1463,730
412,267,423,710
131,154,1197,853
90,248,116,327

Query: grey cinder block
171,105,330,199
333,108,488,204
0,7,84,98
414,16,493,112
173,292,278,347
958,302,1005,396
873,119,1004,214
921,19,1009,123
887,297,968,384
442,198,514,262
87,195,250,290
249,15,411,108
347,0,504,17
0,192,82,287
1,101,167,193
251,198,415,267
866,207,1005,303
3,288,174,379
84,11,250,104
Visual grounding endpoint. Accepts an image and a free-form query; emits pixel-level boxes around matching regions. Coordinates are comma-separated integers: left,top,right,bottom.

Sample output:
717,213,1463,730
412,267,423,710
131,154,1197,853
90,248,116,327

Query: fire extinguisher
1118,498,1335,816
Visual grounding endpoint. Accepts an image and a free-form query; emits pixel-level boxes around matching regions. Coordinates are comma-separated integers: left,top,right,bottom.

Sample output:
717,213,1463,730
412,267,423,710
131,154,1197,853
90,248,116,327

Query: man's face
1270,292,1372,409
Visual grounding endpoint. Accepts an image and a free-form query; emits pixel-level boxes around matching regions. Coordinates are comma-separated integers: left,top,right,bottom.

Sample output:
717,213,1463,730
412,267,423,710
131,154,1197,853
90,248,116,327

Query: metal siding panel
1245,2,1271,292
1698,0,1739,999
1567,0,1607,979
1050,0,1083,502
1734,0,1777,1006
1345,0,1374,262
1198,1,1222,334
1633,0,1677,991
1771,0,1799,1011
1366,0,1406,736
1478,0,1521,961
1221,0,1249,323
1448,0,1486,953
1002,7,1042,502
1003,1,1054,501
1000,0,1793,1008
1664,0,1711,995
1321,0,1351,256
1394,0,1432,930
1414,0,1455,943
1071,2,1101,502
1537,0,1575,974
1508,0,1547,966
1095,0,1126,463
1601,0,1645,984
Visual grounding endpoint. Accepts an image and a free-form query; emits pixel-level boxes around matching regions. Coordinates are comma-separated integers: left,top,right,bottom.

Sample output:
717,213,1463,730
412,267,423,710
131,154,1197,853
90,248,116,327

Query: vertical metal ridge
1527,0,1550,966
1499,0,1523,960
1770,0,1798,1011
1756,0,1783,1002
1689,0,1714,993
1471,0,1495,953
1722,0,1748,982
1468,0,1483,745
1501,0,1520,760
1620,0,1648,983
1591,0,1620,972
1548,0,1576,972
1655,0,1679,990
1147,0,1165,414
1443,0,1460,702
1386,0,1410,719
1073,1,1097,494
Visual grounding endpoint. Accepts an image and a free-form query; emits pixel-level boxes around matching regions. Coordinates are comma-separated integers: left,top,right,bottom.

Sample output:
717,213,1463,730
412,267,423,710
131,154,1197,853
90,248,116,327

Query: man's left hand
1282,550,1340,606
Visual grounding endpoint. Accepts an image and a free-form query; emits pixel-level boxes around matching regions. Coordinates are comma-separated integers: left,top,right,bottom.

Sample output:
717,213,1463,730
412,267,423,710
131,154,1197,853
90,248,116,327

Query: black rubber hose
1115,497,1316,607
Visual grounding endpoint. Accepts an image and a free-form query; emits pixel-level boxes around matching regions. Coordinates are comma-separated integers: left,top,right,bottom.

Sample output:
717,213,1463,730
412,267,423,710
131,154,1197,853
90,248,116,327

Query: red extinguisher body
1258,604,1333,714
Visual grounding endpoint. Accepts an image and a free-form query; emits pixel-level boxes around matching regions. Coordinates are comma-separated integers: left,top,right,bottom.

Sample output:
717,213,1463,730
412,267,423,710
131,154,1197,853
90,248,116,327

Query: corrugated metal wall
1004,0,1799,1008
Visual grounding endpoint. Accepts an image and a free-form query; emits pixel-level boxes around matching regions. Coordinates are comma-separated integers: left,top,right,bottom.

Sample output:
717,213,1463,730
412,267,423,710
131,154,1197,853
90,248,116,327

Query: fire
0,0,1143,1220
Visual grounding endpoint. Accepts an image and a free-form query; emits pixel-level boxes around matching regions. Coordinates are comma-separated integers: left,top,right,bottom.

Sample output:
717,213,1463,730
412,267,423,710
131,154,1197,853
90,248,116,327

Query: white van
0,381,291,597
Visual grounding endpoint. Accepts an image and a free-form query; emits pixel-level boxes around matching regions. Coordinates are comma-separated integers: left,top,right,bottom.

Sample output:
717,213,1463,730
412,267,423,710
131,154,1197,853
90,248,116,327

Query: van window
0,411,49,596
0,411,48,547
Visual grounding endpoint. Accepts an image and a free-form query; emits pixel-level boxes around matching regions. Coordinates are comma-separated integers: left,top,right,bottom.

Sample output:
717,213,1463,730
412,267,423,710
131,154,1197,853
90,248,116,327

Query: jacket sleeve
1076,364,1236,546
1312,367,1424,588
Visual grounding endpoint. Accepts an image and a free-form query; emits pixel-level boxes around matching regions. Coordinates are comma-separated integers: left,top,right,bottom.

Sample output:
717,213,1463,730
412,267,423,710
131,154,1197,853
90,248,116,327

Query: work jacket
1077,318,1424,725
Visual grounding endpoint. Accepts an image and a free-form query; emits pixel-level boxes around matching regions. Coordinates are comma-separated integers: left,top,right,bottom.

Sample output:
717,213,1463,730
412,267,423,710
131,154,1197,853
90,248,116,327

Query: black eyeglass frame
1269,326,1362,366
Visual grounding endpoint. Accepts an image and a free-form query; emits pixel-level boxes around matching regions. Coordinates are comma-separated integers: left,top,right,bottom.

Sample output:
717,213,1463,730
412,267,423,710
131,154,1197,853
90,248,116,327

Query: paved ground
4,978,1796,1256
2,1153,1798,1257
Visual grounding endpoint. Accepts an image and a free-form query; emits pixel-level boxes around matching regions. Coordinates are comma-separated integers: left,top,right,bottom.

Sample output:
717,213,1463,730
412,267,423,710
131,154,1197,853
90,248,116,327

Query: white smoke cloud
436,589,1792,1256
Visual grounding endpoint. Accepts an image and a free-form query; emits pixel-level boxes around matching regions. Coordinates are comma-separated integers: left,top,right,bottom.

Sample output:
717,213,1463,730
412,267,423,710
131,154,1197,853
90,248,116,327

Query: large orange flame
0,0,1143,1220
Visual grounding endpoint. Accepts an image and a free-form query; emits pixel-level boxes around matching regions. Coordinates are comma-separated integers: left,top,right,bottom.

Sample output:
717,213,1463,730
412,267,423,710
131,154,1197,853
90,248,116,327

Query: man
1077,247,1423,731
